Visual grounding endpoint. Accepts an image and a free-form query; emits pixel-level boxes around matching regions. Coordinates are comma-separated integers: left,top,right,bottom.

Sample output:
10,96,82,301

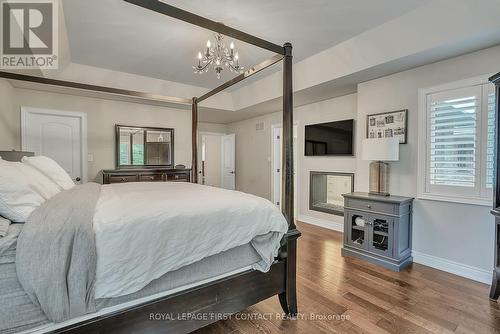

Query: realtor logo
1,0,58,69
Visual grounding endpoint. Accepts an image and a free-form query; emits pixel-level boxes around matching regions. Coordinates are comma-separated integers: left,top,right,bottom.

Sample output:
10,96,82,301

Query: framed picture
366,109,408,144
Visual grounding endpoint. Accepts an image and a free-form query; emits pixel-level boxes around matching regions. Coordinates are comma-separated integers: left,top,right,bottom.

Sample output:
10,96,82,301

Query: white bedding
93,182,288,298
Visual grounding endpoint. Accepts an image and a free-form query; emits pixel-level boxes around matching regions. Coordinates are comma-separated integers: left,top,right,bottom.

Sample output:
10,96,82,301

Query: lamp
362,138,399,196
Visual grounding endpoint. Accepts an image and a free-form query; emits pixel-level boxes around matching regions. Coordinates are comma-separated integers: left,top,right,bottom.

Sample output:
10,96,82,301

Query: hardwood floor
194,222,500,334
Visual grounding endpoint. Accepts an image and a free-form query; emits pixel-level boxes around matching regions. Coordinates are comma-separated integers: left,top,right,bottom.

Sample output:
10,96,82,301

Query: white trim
418,193,492,207
417,74,495,206
21,106,88,183
198,131,225,136
198,131,226,187
298,214,344,232
412,250,492,284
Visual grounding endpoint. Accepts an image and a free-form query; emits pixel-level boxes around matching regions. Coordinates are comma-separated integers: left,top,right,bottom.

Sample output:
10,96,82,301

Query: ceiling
63,0,429,90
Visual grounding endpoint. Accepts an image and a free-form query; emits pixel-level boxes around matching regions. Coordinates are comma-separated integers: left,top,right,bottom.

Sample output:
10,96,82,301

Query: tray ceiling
63,0,429,89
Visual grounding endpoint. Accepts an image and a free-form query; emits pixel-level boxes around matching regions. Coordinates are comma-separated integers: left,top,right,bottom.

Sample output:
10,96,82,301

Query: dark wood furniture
200,222,497,334
490,72,500,301
0,2,300,332
342,192,414,272
102,168,191,184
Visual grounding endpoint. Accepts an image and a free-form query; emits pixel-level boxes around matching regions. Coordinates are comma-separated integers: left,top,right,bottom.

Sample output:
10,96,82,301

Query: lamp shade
362,138,399,161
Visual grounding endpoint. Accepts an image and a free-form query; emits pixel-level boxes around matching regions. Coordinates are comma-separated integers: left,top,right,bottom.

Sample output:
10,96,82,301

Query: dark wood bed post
3,2,302,330
192,97,198,183
279,42,301,317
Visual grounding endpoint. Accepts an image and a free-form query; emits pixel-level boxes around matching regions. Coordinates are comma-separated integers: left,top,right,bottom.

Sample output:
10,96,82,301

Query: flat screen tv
305,119,354,156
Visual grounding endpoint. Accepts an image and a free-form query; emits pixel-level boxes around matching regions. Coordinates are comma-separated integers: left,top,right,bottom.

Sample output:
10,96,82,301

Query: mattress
0,224,262,334
0,224,48,334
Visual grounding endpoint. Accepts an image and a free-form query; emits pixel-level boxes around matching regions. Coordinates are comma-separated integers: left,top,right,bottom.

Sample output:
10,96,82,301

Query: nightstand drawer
345,198,395,215
140,174,163,182
108,175,139,183
167,173,188,182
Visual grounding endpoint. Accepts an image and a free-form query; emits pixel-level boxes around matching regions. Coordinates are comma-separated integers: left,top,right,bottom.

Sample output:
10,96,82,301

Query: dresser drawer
140,174,163,182
108,175,139,183
167,173,188,182
345,198,395,215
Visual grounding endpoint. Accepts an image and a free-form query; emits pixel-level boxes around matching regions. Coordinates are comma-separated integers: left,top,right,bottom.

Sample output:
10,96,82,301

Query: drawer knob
121,177,127,182
367,204,371,209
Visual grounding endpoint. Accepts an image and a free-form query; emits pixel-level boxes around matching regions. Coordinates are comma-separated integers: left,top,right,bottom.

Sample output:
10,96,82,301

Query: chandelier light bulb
193,33,244,79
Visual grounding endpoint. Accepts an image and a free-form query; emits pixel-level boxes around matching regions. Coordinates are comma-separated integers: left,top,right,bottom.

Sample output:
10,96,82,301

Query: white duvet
93,182,288,299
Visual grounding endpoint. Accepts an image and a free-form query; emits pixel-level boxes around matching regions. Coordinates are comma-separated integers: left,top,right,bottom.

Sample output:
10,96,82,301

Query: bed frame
0,1,300,332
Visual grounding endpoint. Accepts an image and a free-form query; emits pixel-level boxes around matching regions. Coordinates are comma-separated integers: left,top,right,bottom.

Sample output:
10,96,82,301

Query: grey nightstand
341,192,414,271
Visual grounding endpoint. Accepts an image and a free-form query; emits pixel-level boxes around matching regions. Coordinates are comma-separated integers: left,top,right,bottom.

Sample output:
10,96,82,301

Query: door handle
230,171,235,174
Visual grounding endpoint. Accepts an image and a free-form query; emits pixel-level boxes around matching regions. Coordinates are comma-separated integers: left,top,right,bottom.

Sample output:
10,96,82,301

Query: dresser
489,72,500,300
342,192,414,271
102,168,191,184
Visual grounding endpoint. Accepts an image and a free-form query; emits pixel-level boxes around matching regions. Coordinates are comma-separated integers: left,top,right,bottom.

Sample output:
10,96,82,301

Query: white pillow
0,159,45,222
22,156,75,190
18,163,62,199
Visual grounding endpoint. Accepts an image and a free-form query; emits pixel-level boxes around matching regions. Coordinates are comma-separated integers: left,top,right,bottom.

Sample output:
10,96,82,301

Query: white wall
227,45,500,281
227,93,358,228
296,94,357,229
198,122,226,134
226,112,281,200
0,80,222,182
0,79,15,150
355,45,500,278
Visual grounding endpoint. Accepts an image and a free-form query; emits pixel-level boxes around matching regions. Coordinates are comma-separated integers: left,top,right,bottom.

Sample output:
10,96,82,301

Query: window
418,77,496,206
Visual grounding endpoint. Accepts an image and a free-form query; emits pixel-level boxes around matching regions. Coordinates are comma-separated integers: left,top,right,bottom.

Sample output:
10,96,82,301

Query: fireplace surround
309,171,354,216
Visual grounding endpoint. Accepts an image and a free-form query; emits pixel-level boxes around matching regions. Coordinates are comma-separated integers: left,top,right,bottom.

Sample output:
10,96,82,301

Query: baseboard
298,215,491,284
412,250,492,284
297,214,344,232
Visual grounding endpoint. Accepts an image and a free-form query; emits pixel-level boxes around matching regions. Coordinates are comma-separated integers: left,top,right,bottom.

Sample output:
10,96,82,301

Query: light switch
87,154,94,162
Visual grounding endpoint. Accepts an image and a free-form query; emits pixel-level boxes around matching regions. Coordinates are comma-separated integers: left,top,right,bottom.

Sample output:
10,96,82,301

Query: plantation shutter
426,85,482,197
486,90,496,189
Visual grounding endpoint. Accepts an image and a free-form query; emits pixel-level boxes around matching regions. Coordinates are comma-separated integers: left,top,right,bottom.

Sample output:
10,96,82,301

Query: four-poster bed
0,0,300,332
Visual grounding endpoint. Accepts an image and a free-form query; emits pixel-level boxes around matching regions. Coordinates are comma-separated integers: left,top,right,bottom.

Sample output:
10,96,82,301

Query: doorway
21,107,87,184
271,124,298,215
198,132,235,189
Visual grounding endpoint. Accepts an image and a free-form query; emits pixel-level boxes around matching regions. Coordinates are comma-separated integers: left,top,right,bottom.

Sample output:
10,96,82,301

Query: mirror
116,125,174,168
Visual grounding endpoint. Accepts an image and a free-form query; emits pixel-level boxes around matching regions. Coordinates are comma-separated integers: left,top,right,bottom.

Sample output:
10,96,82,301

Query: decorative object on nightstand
341,192,414,272
362,138,399,196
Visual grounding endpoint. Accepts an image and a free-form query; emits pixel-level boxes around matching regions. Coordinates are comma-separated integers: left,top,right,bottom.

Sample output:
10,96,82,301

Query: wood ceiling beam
124,0,285,55
197,54,283,103
0,71,192,105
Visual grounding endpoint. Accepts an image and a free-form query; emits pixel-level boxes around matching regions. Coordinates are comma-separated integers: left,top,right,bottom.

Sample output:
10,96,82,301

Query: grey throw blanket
0,216,11,237
16,183,101,323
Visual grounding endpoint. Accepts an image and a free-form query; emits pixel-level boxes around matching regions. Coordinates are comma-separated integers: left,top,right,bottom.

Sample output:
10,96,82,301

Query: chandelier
193,33,244,79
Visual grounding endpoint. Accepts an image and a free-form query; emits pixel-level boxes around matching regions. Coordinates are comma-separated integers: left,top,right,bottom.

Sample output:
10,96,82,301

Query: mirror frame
115,124,175,169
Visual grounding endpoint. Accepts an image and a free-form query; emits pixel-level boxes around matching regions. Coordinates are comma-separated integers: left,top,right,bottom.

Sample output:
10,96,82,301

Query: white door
21,107,87,183
198,133,223,187
221,133,235,190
